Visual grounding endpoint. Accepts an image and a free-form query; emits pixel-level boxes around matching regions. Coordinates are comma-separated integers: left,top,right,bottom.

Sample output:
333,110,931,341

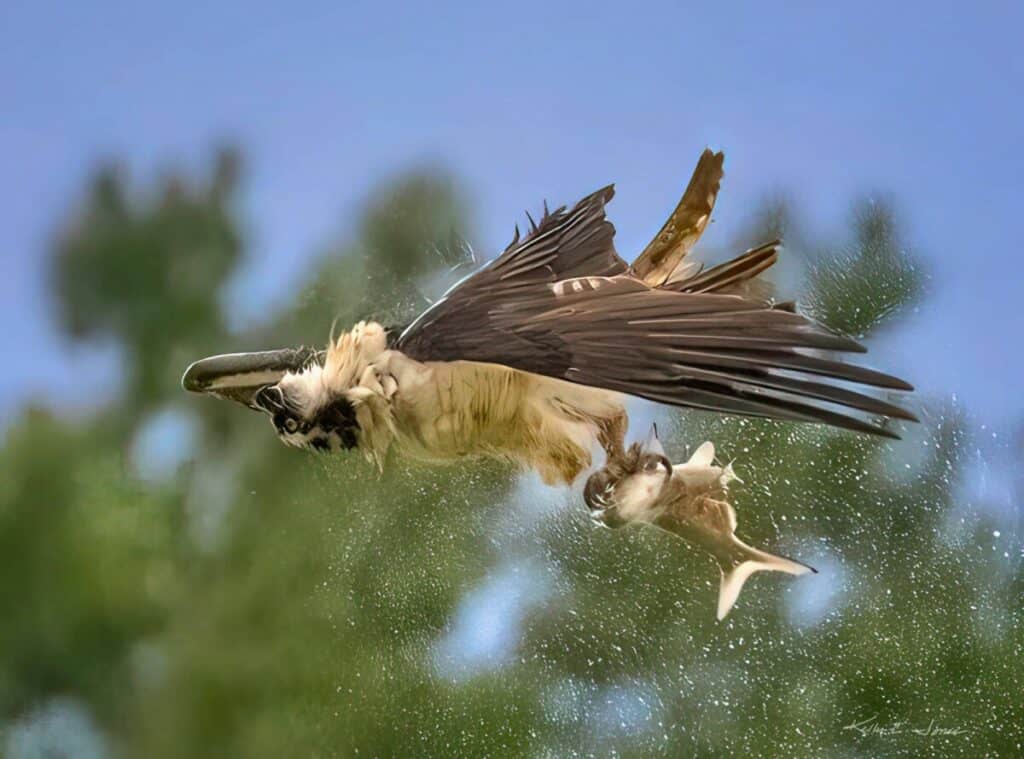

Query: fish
583,425,816,619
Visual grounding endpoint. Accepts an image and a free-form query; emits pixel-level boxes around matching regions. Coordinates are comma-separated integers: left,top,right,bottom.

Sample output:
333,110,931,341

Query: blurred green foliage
1,151,1019,757
803,198,925,338
50,150,243,410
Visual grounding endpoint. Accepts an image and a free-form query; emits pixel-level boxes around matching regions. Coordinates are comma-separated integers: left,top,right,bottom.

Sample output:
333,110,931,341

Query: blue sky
2,1,1022,428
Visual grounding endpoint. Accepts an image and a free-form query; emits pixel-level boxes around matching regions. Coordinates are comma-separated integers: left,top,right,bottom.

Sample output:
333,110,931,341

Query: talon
591,506,627,529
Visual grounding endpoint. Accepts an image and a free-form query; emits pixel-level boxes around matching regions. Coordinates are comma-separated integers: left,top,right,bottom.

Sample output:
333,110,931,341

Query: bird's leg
595,410,628,463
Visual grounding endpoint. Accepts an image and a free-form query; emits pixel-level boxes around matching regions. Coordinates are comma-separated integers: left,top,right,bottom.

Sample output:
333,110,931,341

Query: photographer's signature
843,714,968,738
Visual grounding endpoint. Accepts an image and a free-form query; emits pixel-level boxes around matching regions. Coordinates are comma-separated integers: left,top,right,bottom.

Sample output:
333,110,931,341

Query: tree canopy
2,150,1019,757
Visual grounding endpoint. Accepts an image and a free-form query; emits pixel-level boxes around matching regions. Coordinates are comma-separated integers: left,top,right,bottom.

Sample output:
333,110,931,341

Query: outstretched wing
181,346,323,408
397,186,916,438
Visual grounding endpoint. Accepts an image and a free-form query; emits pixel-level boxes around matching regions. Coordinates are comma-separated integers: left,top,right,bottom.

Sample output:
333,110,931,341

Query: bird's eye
284,418,298,433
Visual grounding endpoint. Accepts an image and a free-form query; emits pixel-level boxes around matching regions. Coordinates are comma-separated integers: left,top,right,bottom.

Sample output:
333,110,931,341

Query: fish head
584,426,673,525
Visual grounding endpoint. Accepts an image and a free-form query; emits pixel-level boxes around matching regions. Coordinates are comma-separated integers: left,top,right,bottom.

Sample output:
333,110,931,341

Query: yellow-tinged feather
312,321,626,484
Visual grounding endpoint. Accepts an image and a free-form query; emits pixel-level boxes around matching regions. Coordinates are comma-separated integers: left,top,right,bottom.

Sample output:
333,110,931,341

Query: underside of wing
181,347,323,408
399,274,916,438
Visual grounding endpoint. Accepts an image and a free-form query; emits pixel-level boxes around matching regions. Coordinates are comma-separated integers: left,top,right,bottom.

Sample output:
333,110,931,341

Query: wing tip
891,377,915,392
871,425,902,440
701,146,726,167
181,361,206,392
594,183,615,204
179,347,318,394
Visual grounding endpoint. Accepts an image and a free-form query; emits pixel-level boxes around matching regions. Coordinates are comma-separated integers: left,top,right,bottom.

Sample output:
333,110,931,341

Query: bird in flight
584,425,815,619
182,150,916,484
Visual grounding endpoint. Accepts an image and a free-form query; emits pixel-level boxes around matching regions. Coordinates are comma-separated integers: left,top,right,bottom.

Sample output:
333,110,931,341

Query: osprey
183,150,916,484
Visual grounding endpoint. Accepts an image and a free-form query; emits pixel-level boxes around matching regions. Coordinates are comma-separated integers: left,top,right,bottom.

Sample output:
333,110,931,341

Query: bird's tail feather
630,148,725,286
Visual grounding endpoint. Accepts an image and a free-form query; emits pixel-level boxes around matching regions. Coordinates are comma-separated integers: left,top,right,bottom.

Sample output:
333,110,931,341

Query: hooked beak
181,346,322,409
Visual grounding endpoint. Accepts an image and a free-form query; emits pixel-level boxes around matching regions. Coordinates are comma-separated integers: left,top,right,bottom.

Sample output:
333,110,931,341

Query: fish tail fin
716,542,816,621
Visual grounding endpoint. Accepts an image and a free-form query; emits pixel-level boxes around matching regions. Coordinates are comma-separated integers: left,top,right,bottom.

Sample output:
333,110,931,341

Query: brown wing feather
400,274,916,438
397,175,916,438
667,241,779,294
488,185,627,282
